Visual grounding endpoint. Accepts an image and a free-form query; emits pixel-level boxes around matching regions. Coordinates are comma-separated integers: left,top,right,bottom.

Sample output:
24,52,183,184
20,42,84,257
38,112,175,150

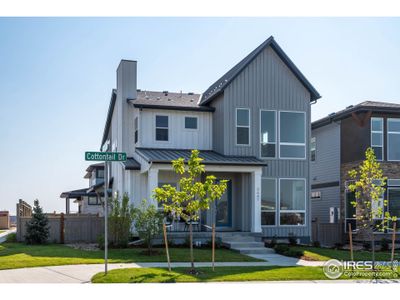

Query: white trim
183,115,199,131
261,177,277,226
278,178,307,227
387,118,400,161
259,109,277,159
235,107,251,146
155,114,169,143
370,117,384,161
278,111,306,160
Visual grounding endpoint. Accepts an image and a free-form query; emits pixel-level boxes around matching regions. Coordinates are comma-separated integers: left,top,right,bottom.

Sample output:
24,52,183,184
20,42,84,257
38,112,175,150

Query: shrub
312,241,321,248
380,238,390,251
97,234,105,250
25,200,49,244
5,233,16,243
334,242,344,250
274,244,289,255
284,249,304,258
108,193,136,248
362,241,371,251
267,235,278,248
288,233,298,246
133,199,163,255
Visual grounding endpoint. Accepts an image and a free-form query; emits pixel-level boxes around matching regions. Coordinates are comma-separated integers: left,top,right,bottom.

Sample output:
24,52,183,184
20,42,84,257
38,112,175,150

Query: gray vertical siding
310,122,341,224
211,45,313,239
211,94,225,153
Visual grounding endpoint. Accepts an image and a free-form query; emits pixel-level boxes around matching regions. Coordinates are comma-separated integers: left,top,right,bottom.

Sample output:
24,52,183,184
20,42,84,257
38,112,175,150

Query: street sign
85,151,127,162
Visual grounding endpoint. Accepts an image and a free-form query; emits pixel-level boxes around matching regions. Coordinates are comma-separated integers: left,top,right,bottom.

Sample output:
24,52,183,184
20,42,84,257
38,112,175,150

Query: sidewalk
0,228,16,243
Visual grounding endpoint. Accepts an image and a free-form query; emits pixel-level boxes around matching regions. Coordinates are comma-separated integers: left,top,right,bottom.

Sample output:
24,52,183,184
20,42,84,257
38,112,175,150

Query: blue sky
0,17,399,214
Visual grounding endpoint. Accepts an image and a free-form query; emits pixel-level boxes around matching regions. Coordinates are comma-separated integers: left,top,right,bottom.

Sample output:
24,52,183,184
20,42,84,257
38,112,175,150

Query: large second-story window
279,112,306,159
155,115,169,141
371,117,383,160
236,108,250,145
260,110,276,158
134,117,139,144
388,118,400,161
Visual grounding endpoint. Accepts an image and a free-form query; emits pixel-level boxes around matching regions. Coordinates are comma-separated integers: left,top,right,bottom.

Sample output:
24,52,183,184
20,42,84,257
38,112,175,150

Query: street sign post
85,151,126,275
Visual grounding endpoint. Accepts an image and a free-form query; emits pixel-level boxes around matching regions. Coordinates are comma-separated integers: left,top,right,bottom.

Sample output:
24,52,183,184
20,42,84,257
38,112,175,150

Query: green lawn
0,230,5,234
91,266,399,283
0,243,259,270
290,245,400,261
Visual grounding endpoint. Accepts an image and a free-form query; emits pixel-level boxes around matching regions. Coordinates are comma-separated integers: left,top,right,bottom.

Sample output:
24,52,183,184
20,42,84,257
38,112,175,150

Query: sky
0,17,399,215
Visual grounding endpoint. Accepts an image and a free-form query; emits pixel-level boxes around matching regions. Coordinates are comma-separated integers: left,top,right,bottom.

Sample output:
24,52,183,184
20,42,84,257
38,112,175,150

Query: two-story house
60,163,105,215
97,36,321,243
311,101,400,244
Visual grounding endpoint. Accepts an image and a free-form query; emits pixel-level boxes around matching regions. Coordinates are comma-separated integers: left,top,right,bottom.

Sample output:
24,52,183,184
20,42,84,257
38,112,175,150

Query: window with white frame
310,137,316,161
134,116,139,144
184,116,198,129
371,117,383,160
388,118,400,161
279,112,306,159
261,178,276,225
155,115,169,141
236,108,250,145
260,110,276,158
279,179,306,225
311,191,321,200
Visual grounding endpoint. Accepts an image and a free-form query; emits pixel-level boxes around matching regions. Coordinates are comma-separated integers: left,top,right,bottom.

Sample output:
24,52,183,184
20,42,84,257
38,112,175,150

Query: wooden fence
312,219,343,247
17,213,104,243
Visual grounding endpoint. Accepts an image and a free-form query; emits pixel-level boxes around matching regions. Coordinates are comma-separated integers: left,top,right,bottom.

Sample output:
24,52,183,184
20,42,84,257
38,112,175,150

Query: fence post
60,213,65,244
391,222,397,267
163,223,171,272
348,223,354,261
212,223,215,271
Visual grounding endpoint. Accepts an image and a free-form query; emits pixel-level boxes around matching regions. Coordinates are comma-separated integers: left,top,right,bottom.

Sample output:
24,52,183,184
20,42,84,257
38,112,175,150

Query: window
279,179,306,225
236,108,250,145
279,112,306,159
388,118,400,161
311,191,321,200
185,117,198,129
371,117,383,160
155,115,169,141
97,169,104,179
388,188,400,223
261,178,276,225
310,137,316,161
260,110,276,158
345,189,356,232
88,196,101,205
134,117,139,144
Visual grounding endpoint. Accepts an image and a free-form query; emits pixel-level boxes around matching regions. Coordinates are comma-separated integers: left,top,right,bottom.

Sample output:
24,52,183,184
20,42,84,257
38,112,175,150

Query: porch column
65,198,70,214
251,170,262,233
147,168,159,206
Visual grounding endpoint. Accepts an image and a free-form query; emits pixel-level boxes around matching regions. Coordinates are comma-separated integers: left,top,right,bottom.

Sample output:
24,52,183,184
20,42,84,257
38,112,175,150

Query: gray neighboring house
311,101,400,244
96,36,320,243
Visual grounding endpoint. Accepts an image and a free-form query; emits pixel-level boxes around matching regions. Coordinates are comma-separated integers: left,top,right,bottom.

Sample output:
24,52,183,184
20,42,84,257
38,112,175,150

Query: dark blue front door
215,180,232,227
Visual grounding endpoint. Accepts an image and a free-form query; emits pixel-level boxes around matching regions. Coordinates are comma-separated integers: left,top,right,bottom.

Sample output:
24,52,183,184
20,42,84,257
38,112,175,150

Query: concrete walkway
0,228,16,244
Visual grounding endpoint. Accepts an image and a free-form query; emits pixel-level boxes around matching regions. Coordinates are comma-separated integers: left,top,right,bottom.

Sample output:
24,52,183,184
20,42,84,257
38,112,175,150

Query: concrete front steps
220,234,274,255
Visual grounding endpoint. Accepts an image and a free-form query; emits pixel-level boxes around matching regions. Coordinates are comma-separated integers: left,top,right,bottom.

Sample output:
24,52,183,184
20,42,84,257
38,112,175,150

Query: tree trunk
371,229,376,271
189,222,194,270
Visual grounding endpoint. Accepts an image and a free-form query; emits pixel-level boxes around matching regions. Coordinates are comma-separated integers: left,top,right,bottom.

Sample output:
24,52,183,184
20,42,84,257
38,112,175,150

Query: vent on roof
328,112,336,117
190,99,194,102
167,98,171,101
163,91,168,96
156,97,161,100
346,105,354,109
188,92,194,95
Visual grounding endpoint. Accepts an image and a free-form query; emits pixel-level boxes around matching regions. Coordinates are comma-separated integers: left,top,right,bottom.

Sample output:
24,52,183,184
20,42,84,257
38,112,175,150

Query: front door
215,180,232,227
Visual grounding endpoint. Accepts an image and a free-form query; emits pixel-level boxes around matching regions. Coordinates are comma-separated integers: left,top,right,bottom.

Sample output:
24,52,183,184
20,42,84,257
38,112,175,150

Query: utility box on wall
0,211,10,229
329,207,339,224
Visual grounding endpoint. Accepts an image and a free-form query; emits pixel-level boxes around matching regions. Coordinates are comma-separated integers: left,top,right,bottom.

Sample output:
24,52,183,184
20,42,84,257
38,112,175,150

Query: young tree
133,199,164,255
347,147,396,267
108,193,136,248
25,199,49,244
153,149,228,273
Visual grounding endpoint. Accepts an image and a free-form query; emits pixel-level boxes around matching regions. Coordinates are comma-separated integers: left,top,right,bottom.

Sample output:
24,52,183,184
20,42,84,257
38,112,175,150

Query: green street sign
85,151,127,162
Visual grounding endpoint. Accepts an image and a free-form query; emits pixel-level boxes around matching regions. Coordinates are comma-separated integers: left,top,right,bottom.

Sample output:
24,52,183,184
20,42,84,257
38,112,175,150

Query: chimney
117,60,137,101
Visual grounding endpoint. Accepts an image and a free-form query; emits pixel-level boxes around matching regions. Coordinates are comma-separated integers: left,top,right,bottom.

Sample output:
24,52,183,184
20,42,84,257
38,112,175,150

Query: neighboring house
60,163,105,215
311,101,400,242
95,36,320,243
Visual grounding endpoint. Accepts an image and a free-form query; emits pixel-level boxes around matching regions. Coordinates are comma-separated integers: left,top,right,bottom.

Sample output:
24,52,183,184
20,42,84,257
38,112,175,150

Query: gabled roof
135,148,267,166
312,101,400,130
100,89,117,150
200,36,321,105
129,91,214,112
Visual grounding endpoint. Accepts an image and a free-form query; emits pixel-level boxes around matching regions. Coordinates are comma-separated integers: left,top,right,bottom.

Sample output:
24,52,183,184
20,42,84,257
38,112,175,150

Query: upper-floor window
236,108,250,145
279,112,306,159
260,110,276,158
155,115,169,141
310,137,316,161
97,169,104,179
371,117,383,160
134,117,139,144
388,118,400,161
185,116,198,129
